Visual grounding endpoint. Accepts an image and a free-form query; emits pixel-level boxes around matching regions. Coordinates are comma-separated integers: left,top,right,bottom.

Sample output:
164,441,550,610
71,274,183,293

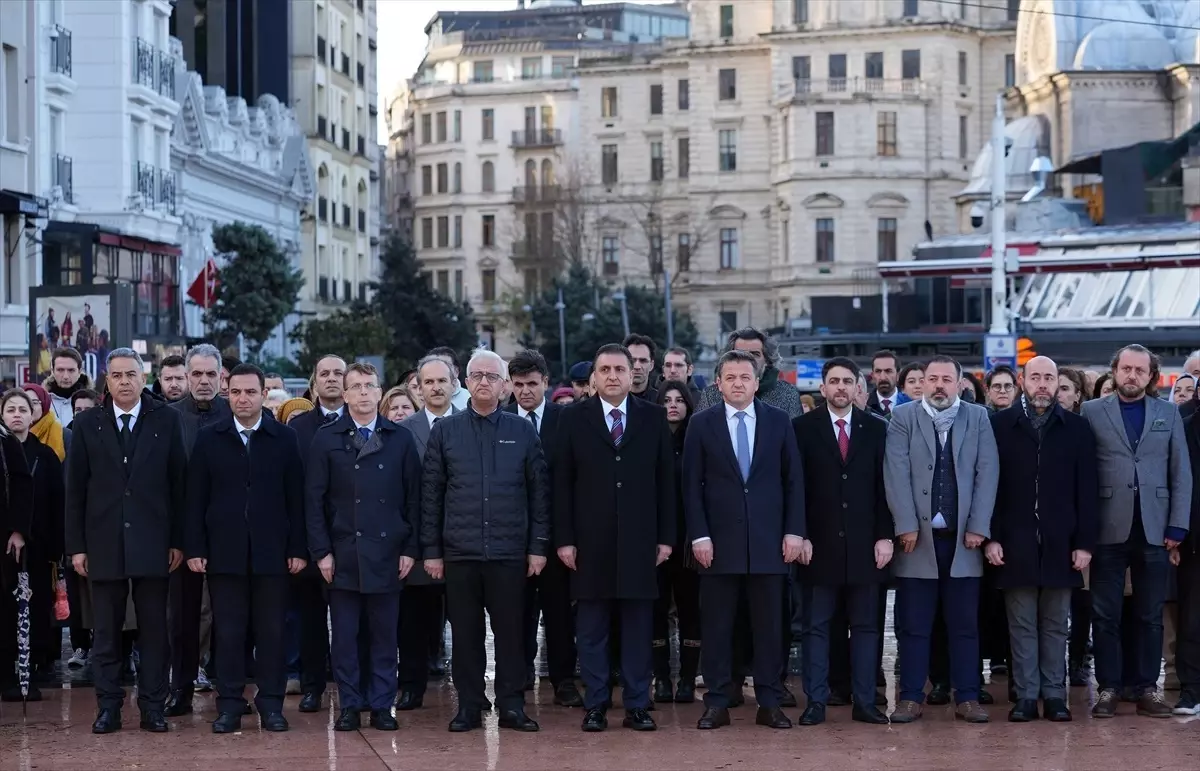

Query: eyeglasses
468,372,503,384
345,383,381,394
989,383,1015,392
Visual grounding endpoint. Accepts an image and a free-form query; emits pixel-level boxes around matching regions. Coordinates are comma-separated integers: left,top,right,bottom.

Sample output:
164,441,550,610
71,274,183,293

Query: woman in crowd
20,384,68,462
1057,367,1087,414
0,389,65,700
1172,374,1196,406
400,369,424,411
651,380,701,704
380,385,418,422
551,387,575,406
799,394,815,414
896,362,925,405
277,397,314,425
1092,372,1115,400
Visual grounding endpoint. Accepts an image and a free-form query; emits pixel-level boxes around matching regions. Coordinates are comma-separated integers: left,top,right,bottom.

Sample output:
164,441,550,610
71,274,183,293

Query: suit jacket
396,406,459,585
683,400,805,575
1081,395,1192,546
504,400,564,463
64,394,188,581
171,393,233,456
793,406,892,585
554,395,676,600
290,405,345,469
883,399,999,579
867,390,899,419
185,416,307,575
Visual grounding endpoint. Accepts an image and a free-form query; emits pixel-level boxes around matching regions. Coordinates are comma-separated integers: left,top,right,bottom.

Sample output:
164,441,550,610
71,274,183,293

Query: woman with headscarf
21,383,69,462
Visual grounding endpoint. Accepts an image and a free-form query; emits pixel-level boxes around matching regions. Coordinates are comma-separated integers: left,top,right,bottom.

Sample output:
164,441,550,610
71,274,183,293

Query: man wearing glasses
306,362,423,732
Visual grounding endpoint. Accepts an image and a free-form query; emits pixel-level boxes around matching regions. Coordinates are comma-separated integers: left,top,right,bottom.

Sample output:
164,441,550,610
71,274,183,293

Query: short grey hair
416,355,454,380
714,349,761,379
466,348,508,380
1186,349,1200,365
185,343,221,368
721,327,781,368
106,347,145,370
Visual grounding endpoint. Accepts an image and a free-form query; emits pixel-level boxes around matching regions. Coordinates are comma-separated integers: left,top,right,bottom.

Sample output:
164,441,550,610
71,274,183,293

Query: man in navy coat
306,361,422,732
683,349,808,730
184,363,307,733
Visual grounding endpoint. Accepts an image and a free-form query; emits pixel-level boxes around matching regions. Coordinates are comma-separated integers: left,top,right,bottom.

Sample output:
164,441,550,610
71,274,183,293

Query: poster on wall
29,283,133,384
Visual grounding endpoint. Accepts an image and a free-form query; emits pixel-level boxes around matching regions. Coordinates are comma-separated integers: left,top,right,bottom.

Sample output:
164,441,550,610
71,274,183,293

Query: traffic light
1017,337,1037,367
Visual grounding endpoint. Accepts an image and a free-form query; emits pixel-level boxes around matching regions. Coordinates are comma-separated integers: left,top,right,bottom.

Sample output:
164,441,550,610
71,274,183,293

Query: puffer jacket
420,407,550,562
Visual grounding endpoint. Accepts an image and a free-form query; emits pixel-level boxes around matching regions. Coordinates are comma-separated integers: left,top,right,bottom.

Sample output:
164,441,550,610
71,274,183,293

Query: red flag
187,259,220,309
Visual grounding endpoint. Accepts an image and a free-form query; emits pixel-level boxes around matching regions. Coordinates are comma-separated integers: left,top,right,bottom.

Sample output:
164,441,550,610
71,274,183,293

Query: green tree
292,301,393,378
372,235,478,376
203,222,305,354
518,262,698,379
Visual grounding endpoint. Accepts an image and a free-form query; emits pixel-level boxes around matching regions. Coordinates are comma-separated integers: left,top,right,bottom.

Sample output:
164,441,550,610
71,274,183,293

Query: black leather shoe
622,707,656,731
140,710,169,733
826,690,851,707
582,707,608,732
1043,698,1072,722
653,679,674,703
697,706,730,729
1008,698,1039,722
212,712,242,734
163,693,192,717
499,708,539,732
298,692,322,713
798,703,826,726
780,686,798,708
395,691,423,711
852,704,889,724
334,708,360,732
756,706,793,729
675,680,696,703
978,689,995,706
927,684,951,706
448,708,482,732
92,708,122,734
262,712,289,732
553,682,584,707
370,710,399,731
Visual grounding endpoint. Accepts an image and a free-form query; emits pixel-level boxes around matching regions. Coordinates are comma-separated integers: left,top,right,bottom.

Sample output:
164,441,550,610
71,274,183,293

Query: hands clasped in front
692,535,812,570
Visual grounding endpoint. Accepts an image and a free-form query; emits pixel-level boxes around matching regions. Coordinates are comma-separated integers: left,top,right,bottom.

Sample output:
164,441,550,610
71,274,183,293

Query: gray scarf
1021,393,1052,437
925,397,961,436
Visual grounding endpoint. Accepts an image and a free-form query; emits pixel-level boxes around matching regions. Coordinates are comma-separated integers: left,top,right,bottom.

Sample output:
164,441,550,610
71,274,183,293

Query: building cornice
760,20,1016,43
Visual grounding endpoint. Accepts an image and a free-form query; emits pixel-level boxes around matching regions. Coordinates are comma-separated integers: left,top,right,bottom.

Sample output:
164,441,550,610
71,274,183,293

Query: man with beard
867,350,900,417
623,334,659,402
987,356,1098,722
885,355,999,724
46,347,92,425
1081,344,1192,718
157,355,188,403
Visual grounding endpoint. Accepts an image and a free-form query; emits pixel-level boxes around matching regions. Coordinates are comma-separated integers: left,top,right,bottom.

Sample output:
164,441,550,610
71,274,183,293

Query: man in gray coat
884,355,999,724
1081,344,1193,718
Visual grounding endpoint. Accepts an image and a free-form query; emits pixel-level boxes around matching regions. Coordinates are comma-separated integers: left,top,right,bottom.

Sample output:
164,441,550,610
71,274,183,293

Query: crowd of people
0,329,1197,739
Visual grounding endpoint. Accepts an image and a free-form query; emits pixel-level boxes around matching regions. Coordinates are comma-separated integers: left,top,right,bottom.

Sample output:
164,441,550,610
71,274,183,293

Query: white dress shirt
600,396,628,433
353,415,379,435
113,399,143,431
426,406,452,430
694,401,757,546
919,397,958,529
520,399,546,435
234,414,262,445
828,405,852,439
320,404,344,420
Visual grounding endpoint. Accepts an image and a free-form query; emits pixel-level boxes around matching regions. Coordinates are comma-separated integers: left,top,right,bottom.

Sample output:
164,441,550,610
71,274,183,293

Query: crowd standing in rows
0,332,1197,737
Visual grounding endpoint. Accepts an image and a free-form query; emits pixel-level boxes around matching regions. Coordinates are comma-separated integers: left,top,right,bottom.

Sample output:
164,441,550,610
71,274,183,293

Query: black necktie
119,413,132,457
323,411,338,424
529,412,538,434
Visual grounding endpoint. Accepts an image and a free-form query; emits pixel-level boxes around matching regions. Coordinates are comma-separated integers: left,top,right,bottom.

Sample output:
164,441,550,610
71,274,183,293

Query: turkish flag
187,259,220,308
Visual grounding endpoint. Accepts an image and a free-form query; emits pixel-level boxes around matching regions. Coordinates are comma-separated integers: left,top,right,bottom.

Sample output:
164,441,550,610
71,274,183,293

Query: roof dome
1073,22,1177,70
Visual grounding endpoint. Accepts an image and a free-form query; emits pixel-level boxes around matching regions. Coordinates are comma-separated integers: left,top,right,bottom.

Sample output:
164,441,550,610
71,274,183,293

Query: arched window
453,162,462,194
541,159,555,188
524,159,537,188
317,164,330,197
481,161,495,192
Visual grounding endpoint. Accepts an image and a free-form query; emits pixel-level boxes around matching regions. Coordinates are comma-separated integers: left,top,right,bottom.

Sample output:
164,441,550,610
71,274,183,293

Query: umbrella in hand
12,552,32,716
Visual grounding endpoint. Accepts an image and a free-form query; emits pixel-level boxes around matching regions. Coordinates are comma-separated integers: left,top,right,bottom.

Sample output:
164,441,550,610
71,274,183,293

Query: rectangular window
719,4,734,37
650,141,664,182
865,52,884,80
453,110,462,141
436,163,447,193
903,0,918,17
454,270,464,302
602,236,620,276
540,105,554,129
421,165,432,195
816,112,834,156
437,216,449,247
959,115,968,158
551,56,573,78
1005,54,1016,87
2,44,18,143
482,215,495,247
420,114,432,144
793,0,808,24
877,218,898,263
473,61,493,82
719,228,738,270
719,310,738,335
481,109,494,140
436,111,447,142
437,270,449,295
601,144,618,185
828,54,846,91
718,129,737,172
902,49,921,79
877,111,897,156
958,52,968,86
421,217,433,249
816,218,835,263
481,269,496,302
453,215,463,248
650,84,663,115
677,233,691,272
793,55,811,91
601,86,618,118
678,136,690,178
718,69,736,100
678,79,689,110
649,235,663,274
1007,0,1020,21
521,57,542,79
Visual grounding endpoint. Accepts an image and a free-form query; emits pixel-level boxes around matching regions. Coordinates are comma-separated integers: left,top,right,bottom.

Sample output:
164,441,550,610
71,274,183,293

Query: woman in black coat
651,381,700,703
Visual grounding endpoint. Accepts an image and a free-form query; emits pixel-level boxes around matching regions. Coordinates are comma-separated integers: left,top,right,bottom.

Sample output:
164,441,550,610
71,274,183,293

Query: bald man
986,356,1099,722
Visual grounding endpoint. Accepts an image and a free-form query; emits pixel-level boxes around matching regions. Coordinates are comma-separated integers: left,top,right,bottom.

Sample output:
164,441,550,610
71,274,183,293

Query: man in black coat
1177,410,1200,715
506,349,582,708
185,364,307,734
683,350,807,731
422,349,550,733
555,343,676,733
793,357,893,726
307,361,421,732
165,342,232,716
65,348,187,734
986,355,1098,722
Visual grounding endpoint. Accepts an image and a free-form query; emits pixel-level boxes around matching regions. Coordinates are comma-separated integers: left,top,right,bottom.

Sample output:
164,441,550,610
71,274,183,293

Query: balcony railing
511,129,562,148
357,62,365,86
512,185,562,203
133,161,176,213
358,210,366,232
158,167,176,213
318,196,328,221
783,77,928,99
342,129,350,151
53,154,74,204
133,37,177,99
50,26,72,77
342,204,351,228
134,38,156,89
317,35,326,59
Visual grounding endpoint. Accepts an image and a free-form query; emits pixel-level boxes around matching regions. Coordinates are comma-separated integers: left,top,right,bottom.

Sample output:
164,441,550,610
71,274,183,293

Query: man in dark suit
185,363,308,733
287,354,347,713
866,350,900,418
65,348,188,734
307,361,421,732
394,355,458,710
555,343,676,733
165,343,232,716
793,357,892,726
623,334,660,403
506,349,582,707
683,349,807,731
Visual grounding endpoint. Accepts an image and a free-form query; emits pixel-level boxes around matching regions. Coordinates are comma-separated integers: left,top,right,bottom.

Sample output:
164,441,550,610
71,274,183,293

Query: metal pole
556,286,567,380
616,291,630,338
881,278,889,334
663,268,675,349
989,93,1009,335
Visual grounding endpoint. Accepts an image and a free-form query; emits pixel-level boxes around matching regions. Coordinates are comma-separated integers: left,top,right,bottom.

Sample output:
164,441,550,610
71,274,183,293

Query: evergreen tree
292,301,392,379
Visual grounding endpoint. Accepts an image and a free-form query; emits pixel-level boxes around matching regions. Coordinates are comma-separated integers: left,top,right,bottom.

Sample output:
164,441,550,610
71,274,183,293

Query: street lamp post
663,268,675,349
989,93,1009,335
555,287,567,380
522,304,535,342
612,288,630,338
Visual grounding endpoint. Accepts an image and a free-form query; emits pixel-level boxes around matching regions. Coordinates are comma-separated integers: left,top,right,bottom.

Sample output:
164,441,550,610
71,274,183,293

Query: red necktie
881,399,891,414
836,418,849,463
